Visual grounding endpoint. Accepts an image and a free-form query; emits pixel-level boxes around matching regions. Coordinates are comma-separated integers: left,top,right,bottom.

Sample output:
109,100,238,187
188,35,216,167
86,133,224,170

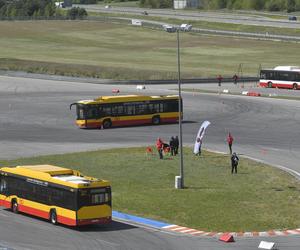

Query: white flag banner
193,120,211,154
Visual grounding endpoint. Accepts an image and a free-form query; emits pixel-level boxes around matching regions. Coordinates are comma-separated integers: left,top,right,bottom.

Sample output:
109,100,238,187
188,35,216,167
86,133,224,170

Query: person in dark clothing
174,136,179,155
231,152,239,174
233,74,238,85
169,137,175,156
217,74,223,87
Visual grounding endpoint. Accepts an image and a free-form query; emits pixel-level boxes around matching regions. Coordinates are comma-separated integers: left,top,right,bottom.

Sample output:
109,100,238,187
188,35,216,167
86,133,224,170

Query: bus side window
102,105,112,117
125,105,135,115
260,72,266,79
0,178,7,193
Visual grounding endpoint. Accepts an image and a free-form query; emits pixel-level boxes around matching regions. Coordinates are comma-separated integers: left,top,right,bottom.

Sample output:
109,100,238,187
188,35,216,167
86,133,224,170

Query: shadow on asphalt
76,220,137,232
3,208,136,232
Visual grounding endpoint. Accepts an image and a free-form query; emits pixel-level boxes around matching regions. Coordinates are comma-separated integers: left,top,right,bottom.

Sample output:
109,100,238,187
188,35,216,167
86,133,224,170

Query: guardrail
111,77,259,85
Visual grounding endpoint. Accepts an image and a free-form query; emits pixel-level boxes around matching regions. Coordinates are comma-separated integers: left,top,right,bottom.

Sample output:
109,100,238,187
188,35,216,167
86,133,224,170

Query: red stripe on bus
58,215,76,226
0,199,11,209
19,204,49,219
0,199,111,226
162,117,178,123
18,204,76,226
113,119,151,126
260,82,295,89
79,117,179,128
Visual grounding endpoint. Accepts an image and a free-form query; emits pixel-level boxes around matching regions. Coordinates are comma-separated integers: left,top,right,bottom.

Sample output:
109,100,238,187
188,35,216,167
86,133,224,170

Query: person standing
174,136,179,155
169,137,175,156
196,138,202,156
156,138,164,159
217,74,223,87
231,152,239,174
233,74,238,85
227,132,234,155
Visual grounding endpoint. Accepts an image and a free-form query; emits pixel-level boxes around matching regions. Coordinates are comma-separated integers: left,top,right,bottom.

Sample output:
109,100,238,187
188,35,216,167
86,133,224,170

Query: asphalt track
0,75,299,249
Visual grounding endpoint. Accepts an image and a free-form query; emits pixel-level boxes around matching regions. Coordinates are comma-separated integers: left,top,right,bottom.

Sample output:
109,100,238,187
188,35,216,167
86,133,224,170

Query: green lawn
1,147,299,232
0,20,300,79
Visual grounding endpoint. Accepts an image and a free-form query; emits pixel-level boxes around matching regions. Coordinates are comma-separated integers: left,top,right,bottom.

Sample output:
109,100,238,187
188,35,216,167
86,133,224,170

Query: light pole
176,29,184,189
164,24,192,189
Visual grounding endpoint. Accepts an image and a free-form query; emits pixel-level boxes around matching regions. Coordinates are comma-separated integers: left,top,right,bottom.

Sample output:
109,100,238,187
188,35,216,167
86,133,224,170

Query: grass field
0,20,300,79
1,147,299,232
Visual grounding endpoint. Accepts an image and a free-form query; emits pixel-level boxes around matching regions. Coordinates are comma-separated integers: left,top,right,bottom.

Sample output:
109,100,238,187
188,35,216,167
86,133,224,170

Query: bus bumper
77,216,112,226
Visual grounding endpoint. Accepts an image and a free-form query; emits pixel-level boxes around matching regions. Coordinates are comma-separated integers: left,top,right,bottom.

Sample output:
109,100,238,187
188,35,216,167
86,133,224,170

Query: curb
163,225,300,238
113,211,300,238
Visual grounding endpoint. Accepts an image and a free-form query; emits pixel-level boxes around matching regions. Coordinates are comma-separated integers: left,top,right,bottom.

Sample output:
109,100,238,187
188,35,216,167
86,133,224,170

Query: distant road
76,5,300,29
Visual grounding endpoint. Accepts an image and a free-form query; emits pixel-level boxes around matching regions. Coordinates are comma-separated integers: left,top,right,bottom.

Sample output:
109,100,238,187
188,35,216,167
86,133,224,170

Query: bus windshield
78,187,111,208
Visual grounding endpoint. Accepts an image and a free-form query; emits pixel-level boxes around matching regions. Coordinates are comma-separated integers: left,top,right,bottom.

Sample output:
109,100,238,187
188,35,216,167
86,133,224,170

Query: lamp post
164,24,192,189
176,29,184,189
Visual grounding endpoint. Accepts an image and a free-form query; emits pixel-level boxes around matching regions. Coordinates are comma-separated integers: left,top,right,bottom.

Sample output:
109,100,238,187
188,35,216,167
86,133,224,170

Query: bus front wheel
293,83,298,90
50,209,57,225
102,119,112,129
152,116,161,125
12,200,18,213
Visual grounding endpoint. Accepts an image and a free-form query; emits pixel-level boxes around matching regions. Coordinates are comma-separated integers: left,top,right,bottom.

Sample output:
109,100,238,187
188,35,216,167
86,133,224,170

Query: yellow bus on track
0,165,112,226
70,94,181,129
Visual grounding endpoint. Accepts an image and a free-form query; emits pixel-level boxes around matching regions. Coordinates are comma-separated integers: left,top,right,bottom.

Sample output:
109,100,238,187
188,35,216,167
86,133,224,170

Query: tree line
139,0,300,12
200,0,300,12
0,0,87,19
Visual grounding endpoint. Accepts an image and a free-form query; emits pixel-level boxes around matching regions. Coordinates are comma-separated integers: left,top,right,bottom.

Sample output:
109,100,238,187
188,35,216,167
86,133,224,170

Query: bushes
139,0,172,8
66,7,88,20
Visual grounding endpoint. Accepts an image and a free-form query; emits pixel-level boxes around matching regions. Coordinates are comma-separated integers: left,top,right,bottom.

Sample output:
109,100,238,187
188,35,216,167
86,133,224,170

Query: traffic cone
219,233,235,243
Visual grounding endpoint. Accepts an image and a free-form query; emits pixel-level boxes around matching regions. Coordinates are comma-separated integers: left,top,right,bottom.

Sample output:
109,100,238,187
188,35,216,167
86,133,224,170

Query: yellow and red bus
70,94,181,129
0,165,111,226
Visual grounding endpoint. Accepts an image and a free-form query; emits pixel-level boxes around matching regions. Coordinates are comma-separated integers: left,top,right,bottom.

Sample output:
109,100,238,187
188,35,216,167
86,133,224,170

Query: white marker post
258,241,276,250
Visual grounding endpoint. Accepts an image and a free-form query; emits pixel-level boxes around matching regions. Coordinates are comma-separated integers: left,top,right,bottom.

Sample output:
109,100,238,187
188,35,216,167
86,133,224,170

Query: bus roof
273,66,300,71
77,94,179,105
0,165,110,189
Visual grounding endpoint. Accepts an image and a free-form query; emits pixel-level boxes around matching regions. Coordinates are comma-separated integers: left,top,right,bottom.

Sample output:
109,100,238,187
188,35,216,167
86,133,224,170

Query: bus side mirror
70,103,76,110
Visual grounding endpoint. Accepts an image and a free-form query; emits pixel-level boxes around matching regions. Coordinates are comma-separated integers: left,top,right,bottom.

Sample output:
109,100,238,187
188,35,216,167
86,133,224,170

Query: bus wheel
268,82,273,88
50,210,57,225
102,119,112,129
152,116,160,125
293,83,298,90
12,200,18,213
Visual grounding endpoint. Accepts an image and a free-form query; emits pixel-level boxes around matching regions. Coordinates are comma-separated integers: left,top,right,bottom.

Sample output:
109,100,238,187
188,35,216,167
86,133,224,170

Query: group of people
156,132,239,173
216,74,239,86
156,136,179,159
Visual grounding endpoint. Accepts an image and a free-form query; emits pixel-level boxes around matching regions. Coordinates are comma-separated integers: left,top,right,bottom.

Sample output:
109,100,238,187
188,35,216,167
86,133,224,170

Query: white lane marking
180,229,198,233
163,224,178,229
189,231,205,235
170,227,188,231
286,230,300,235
